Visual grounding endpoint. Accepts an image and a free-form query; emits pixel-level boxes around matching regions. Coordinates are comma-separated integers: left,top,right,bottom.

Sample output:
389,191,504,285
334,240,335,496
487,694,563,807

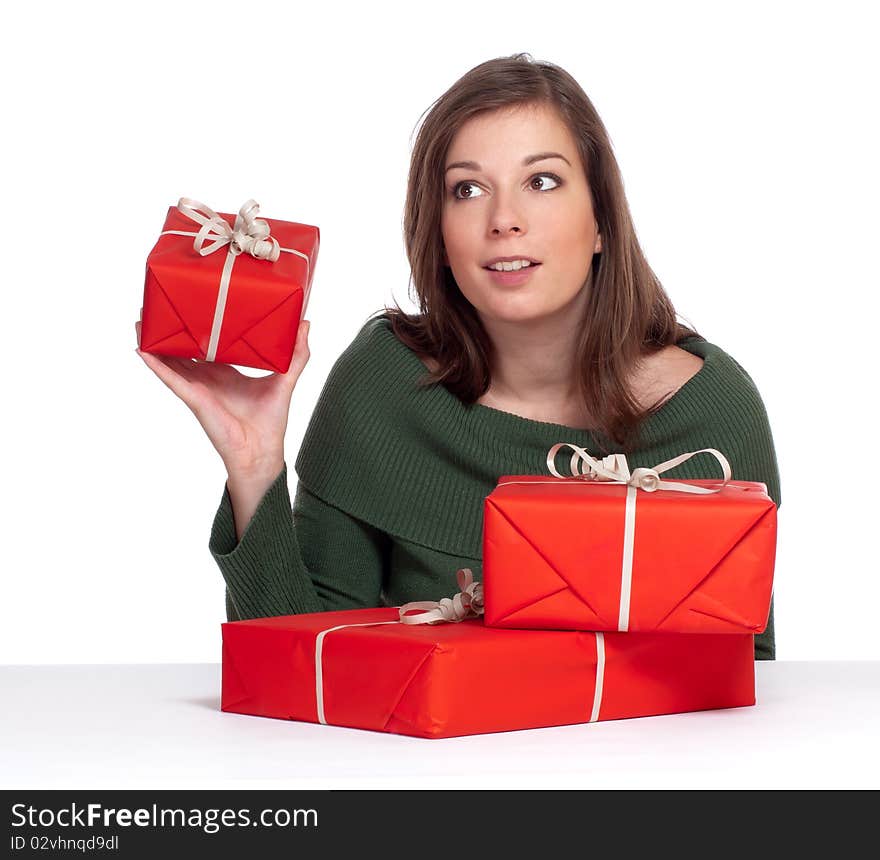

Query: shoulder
334,311,398,366
292,312,487,554
295,312,422,478
665,344,706,378
668,335,781,507
318,311,414,396
674,334,766,402
667,334,774,427
633,342,705,410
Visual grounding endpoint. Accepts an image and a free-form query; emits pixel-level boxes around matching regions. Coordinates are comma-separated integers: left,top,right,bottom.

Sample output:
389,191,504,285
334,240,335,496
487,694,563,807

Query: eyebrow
444,152,572,173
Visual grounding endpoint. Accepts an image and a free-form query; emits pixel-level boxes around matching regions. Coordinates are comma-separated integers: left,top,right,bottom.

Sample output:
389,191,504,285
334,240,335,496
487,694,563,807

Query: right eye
451,181,484,200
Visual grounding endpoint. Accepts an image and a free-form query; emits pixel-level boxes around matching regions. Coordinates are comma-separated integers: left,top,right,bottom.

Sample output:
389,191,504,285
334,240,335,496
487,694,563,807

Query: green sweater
210,313,781,659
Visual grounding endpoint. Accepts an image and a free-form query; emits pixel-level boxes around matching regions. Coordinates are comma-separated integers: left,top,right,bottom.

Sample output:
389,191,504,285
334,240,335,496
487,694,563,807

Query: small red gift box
483,445,777,635
221,579,755,739
141,198,319,372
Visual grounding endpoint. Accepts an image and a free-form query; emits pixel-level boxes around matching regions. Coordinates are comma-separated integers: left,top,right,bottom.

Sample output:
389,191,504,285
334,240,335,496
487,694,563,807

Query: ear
594,233,602,254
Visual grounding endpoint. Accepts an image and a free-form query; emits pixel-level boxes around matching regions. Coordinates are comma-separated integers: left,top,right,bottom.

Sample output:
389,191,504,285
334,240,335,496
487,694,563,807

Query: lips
484,264,541,286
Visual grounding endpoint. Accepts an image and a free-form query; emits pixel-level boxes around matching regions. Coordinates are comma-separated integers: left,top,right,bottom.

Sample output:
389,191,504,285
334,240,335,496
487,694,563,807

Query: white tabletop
3,662,878,789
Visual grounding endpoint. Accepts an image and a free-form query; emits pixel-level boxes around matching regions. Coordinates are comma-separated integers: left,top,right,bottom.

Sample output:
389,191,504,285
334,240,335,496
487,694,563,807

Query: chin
498,284,590,325
477,295,569,326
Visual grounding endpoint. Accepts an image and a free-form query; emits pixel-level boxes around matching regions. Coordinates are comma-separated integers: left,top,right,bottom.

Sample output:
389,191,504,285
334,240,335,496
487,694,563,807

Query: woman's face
441,102,601,326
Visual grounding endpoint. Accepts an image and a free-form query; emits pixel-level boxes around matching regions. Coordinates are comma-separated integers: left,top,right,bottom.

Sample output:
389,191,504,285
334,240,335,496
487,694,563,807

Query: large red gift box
221,605,755,739
141,198,319,372
483,446,777,635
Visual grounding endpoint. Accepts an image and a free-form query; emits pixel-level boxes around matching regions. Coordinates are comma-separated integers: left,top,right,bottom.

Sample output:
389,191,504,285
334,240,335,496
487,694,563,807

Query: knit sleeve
646,344,782,660
738,381,780,662
722,355,782,510
209,461,390,621
711,355,782,661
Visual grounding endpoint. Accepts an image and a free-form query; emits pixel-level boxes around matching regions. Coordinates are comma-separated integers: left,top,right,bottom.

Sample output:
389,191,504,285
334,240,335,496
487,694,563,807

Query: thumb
286,319,310,378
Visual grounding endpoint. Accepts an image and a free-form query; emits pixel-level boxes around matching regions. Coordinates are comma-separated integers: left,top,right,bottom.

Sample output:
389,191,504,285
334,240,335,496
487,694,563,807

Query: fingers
284,319,310,382
136,312,301,397
137,348,189,397
135,319,198,401
135,317,244,395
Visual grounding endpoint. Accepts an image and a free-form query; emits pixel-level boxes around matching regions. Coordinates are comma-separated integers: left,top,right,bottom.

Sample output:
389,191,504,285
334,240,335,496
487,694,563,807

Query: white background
2,0,877,664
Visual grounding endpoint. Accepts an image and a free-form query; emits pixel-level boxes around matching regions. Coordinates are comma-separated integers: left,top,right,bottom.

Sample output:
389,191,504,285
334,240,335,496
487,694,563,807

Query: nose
488,191,526,236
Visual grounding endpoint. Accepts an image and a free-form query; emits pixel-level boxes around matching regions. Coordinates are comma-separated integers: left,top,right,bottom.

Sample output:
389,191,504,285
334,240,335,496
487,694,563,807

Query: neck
479,287,589,407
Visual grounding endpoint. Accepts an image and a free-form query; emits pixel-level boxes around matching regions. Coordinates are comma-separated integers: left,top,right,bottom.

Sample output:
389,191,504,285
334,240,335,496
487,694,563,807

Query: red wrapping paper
141,204,319,372
483,475,776,635
221,607,755,739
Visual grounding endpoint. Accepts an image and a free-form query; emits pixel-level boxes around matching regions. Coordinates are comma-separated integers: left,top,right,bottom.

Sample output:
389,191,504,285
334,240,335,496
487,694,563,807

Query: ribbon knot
630,467,661,492
398,568,485,626
177,197,281,262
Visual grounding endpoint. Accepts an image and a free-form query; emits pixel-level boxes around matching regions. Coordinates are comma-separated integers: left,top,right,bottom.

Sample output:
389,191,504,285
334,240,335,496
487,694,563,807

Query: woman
136,54,780,660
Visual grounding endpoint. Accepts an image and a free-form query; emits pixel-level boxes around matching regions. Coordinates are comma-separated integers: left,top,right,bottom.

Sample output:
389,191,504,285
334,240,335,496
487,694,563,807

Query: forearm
226,456,285,543
212,462,322,619
210,463,388,621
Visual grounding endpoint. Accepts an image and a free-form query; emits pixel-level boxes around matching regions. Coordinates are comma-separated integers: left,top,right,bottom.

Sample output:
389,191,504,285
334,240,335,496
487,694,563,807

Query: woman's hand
135,308,310,479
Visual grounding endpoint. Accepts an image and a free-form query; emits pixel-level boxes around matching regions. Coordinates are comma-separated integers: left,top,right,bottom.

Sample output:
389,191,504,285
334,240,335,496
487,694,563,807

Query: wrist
225,452,285,484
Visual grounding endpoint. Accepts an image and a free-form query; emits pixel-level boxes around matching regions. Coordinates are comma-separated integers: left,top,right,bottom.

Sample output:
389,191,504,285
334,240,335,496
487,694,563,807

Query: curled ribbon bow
398,568,485,625
545,443,732,494
177,197,280,262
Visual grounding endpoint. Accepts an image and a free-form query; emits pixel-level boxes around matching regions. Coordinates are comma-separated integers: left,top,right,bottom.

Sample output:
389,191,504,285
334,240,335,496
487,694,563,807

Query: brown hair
384,53,699,451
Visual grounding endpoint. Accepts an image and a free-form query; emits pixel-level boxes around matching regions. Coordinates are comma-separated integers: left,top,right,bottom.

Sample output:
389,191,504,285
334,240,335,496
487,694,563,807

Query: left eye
530,173,560,191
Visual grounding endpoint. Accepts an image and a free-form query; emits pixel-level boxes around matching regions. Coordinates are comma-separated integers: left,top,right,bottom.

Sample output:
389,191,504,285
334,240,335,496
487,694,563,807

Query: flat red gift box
221,607,755,739
141,199,319,372
483,454,777,635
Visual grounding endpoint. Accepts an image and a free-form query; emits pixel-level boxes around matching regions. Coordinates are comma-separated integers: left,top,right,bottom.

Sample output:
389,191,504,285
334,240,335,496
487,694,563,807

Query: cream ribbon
159,197,311,362
312,578,607,726
314,619,400,726
313,570,482,725
590,632,606,723
398,568,485,625
498,445,732,632
175,197,281,261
